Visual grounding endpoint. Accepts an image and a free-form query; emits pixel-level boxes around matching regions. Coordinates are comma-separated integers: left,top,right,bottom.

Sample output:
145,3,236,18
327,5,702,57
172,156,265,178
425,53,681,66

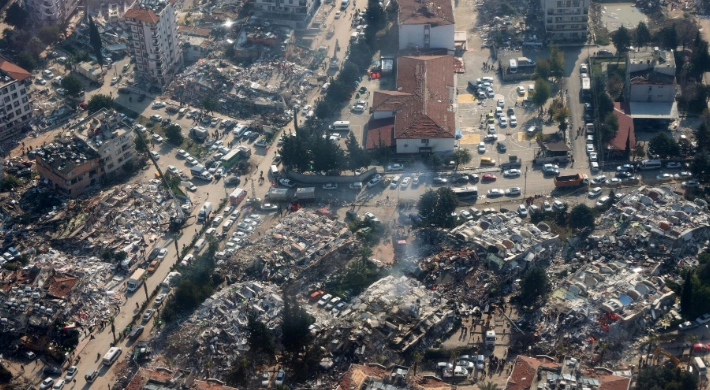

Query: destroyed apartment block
449,211,561,273
232,24,296,62
337,363,453,390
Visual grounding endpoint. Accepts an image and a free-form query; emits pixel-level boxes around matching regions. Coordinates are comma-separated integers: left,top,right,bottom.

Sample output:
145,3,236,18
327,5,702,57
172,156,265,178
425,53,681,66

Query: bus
452,186,478,201
581,76,591,97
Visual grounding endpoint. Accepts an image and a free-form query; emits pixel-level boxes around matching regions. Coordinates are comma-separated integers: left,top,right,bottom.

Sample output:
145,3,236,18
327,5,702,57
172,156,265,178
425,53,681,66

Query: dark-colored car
432,177,448,185
85,370,99,383
597,49,613,56
128,325,145,340
43,366,63,376
118,87,131,94
497,142,507,153
148,248,161,261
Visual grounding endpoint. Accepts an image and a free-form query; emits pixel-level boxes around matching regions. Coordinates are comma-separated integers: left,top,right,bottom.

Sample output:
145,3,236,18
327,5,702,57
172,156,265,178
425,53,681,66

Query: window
13,101,19,107
14,109,20,115
9,84,15,91
421,139,429,144
11,92,17,99
3,97,9,103
21,97,27,103
20,89,25,95
5,104,10,111
24,105,29,111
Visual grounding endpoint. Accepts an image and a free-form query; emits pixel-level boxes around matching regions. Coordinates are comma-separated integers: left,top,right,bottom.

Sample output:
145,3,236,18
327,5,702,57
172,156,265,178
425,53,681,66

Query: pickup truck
500,155,522,169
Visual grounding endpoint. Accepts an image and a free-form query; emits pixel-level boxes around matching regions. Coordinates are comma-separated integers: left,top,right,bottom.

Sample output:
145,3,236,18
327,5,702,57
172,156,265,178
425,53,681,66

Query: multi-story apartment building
124,0,182,91
35,109,136,198
252,0,318,30
398,0,455,51
26,0,79,25
623,47,678,121
544,0,590,41
0,56,32,143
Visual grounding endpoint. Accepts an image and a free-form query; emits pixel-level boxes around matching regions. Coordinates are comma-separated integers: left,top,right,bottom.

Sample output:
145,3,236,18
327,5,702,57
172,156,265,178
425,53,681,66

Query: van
194,238,206,253
233,124,248,137
481,77,494,83
641,159,662,170
330,121,350,131
102,347,122,366
694,357,707,377
270,165,279,177
509,59,518,73
480,157,496,166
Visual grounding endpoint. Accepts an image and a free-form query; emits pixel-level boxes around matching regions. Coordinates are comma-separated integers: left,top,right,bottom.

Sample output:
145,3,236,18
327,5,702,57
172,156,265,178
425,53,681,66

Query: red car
482,174,497,182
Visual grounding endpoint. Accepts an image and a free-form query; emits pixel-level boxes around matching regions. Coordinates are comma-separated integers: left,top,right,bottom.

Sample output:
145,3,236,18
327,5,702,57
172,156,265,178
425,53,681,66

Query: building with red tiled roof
505,355,560,390
365,118,395,150
0,55,33,143
608,102,635,155
370,55,455,155
398,0,455,51
598,373,631,390
124,0,183,91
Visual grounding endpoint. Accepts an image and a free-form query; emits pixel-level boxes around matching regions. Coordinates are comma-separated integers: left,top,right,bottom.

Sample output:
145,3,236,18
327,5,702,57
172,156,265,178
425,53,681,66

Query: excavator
132,126,191,232
652,347,681,368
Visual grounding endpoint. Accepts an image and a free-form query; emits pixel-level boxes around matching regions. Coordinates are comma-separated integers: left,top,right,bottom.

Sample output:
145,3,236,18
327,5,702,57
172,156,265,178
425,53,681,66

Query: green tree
281,294,314,356
519,267,550,306
164,124,184,146
691,152,710,182
134,134,149,153
549,45,565,80
599,112,619,146
38,25,61,45
14,52,37,72
648,132,680,158
314,99,332,120
635,365,698,390
695,122,710,153
659,24,678,50
606,74,624,100
4,3,29,29
597,93,615,120
60,75,83,97
534,59,551,80
634,21,651,47
451,148,471,171
418,187,458,228
312,136,346,172
88,16,104,69
568,204,595,230
345,131,370,171
247,310,275,360
87,94,113,113
612,25,631,53
1,174,22,191
531,78,551,108
371,139,392,166
28,37,44,57
681,271,694,317
478,383,500,390
201,96,219,115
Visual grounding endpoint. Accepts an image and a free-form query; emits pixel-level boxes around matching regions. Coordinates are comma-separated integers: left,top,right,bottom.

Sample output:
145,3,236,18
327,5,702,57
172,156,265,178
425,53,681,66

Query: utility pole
523,166,528,198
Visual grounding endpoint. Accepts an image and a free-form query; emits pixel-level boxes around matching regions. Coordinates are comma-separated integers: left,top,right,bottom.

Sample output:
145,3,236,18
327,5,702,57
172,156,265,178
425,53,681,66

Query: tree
28,37,44,57
38,25,61,45
412,351,423,376
371,140,392,166
695,122,710,153
635,21,651,47
599,112,619,146
4,3,29,29
531,78,551,108
451,148,471,171
549,45,565,80
659,24,678,50
60,75,83,97
312,136,346,172
364,0,386,45
534,59,551,80
606,74,624,100
569,204,595,230
247,310,275,359
632,142,646,161
1,174,22,191
201,96,219,115
109,316,116,343
345,131,370,171
164,124,184,146
88,16,104,69
681,271,695,317
691,152,710,182
14,52,37,72
87,94,113,113
648,132,680,158
612,26,631,53
478,383,500,390
281,294,314,356
635,365,698,390
519,267,550,306
418,188,458,228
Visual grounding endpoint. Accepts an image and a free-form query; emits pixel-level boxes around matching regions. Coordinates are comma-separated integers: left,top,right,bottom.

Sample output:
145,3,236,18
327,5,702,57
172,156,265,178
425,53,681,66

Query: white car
387,163,404,171
586,144,595,154
223,219,234,230
149,151,160,160
487,188,504,197
697,313,710,325
152,101,166,108
505,187,521,196
517,204,528,218
509,115,517,127
543,201,552,212
499,116,508,127
151,133,163,142
275,370,286,386
589,152,598,162
656,173,673,181
595,196,610,208
588,187,603,198
42,69,53,78
349,182,363,190
213,216,224,226
401,177,411,188
177,149,188,158
37,78,47,85
478,142,486,153
186,157,197,165
487,124,496,134
497,98,505,107
516,86,525,95
460,210,473,221
552,200,565,211
157,248,168,259
486,87,494,98
52,380,65,390
237,222,254,232
279,178,296,188
591,175,607,184
367,175,382,187
503,169,521,177
110,77,118,85
64,367,78,382
323,183,338,190
154,294,167,305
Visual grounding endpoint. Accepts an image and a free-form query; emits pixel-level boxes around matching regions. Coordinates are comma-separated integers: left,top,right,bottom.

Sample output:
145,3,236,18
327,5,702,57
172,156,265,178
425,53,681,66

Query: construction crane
131,126,188,232
652,347,681,368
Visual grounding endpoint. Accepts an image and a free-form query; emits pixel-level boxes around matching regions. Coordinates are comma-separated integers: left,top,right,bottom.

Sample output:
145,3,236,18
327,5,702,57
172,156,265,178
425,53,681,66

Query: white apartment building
252,0,318,30
73,109,136,177
544,0,590,41
397,0,455,51
26,0,79,25
0,57,33,143
124,0,182,90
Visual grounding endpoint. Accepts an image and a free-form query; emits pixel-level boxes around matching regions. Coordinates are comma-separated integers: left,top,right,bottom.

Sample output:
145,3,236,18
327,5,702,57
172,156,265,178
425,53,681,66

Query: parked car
279,178,296,188
40,378,55,390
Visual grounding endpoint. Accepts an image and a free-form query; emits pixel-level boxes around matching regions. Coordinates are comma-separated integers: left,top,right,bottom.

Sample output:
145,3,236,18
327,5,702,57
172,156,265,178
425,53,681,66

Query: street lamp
523,166,528,198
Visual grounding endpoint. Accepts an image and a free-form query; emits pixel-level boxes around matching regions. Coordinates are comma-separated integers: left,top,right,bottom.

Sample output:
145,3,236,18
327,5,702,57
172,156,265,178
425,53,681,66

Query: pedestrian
20,365,24,371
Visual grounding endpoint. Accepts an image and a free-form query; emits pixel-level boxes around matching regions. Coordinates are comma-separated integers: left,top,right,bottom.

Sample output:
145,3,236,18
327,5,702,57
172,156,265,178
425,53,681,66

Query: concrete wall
398,24,455,52
628,84,675,103
286,168,377,184
396,137,455,154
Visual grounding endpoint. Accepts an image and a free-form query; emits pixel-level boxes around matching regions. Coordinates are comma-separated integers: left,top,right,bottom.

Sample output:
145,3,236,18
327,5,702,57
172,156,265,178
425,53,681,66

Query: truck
229,188,246,205
500,155,522,169
190,126,209,141
485,330,496,349
265,188,290,202
294,187,316,202
127,269,146,292
581,75,591,97
554,173,589,188
197,202,213,222
190,165,206,176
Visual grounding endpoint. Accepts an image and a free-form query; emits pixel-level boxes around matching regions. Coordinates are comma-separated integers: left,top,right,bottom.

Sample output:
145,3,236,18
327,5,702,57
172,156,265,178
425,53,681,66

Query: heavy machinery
131,126,189,232
652,347,681,368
